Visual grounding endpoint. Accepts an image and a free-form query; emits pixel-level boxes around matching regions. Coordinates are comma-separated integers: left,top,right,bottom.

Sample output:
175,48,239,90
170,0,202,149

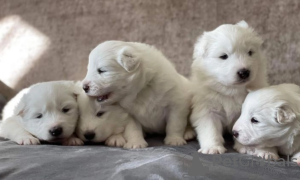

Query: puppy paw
105,134,126,147
254,150,279,160
123,140,148,149
62,137,84,146
184,128,196,141
292,157,300,165
198,145,226,154
233,143,254,155
16,136,40,145
164,136,187,146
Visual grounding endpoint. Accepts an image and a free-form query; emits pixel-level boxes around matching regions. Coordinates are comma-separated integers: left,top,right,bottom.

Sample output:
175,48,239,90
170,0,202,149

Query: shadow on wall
0,0,299,92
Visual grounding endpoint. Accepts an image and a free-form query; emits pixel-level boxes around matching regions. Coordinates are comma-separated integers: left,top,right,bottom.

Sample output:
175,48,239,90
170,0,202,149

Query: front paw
62,137,84,146
123,140,148,149
105,134,126,147
254,150,279,160
233,143,254,155
164,136,187,146
16,136,40,145
184,128,196,141
198,145,226,154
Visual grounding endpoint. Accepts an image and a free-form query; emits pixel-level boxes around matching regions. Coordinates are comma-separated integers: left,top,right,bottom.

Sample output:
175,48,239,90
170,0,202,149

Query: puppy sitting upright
190,21,268,154
82,41,194,146
0,81,83,146
233,84,300,163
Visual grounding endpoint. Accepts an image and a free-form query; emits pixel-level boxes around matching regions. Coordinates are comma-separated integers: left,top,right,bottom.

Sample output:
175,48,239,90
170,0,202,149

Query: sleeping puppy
0,81,83,146
190,21,268,154
76,91,148,148
233,84,300,163
82,41,195,146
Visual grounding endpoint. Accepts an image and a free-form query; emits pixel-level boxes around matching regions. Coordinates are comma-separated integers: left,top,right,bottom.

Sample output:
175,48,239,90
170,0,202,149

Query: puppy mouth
235,79,250,85
96,93,111,102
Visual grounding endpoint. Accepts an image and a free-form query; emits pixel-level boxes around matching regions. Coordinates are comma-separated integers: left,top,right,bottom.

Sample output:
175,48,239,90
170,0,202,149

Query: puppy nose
84,132,95,140
83,84,89,93
232,130,239,138
237,69,250,79
49,126,63,137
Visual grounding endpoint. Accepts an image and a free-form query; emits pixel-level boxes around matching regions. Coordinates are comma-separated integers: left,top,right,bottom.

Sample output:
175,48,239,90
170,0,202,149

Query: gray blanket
1,136,300,180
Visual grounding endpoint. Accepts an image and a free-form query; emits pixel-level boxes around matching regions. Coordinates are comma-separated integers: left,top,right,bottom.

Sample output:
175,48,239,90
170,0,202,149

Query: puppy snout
237,69,250,80
232,130,239,138
84,132,95,140
49,126,63,137
83,84,90,93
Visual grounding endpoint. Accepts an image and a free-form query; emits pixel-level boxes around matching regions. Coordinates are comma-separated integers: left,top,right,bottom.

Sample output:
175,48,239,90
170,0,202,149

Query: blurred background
0,0,299,100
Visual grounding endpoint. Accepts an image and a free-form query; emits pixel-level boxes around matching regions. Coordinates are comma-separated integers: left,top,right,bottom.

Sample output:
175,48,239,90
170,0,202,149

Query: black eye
97,68,106,74
62,108,70,113
36,114,43,119
96,112,105,117
219,54,228,60
248,50,253,56
251,117,259,124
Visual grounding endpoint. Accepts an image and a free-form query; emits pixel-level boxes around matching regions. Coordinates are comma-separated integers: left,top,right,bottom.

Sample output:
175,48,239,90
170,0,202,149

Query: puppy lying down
76,91,148,149
233,84,300,164
0,81,83,146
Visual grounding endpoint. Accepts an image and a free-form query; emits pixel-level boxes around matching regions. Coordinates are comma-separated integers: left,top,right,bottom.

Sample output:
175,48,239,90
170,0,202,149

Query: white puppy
82,41,194,146
76,91,148,148
0,81,83,146
233,84,300,163
190,21,268,154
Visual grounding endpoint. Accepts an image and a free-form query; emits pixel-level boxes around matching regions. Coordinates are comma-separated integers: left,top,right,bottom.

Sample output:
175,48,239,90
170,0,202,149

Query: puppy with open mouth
190,21,268,154
233,84,300,163
0,81,83,146
82,41,195,146
76,90,148,149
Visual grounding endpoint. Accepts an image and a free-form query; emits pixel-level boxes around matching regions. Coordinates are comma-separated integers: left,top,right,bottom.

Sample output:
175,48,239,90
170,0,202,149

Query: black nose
237,69,250,79
84,132,95,140
49,126,63,137
83,84,89,93
232,130,239,138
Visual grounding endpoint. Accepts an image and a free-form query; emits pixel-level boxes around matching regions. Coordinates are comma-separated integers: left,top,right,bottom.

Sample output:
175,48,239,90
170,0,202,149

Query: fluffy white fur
76,90,148,149
0,81,83,146
233,84,300,164
190,21,268,154
82,41,195,146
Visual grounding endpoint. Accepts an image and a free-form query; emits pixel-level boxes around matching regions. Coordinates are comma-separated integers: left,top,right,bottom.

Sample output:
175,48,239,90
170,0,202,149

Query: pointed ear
236,20,249,28
276,105,296,124
117,46,140,72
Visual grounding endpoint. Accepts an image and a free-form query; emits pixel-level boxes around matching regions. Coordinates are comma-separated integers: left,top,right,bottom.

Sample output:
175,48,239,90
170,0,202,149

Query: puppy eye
248,50,253,56
96,112,105,117
97,68,106,74
62,108,70,113
36,114,43,119
219,54,228,60
251,117,259,124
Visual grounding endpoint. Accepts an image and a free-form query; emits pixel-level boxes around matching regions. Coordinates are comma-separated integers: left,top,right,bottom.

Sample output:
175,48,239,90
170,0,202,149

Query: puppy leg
164,107,187,146
184,123,196,141
0,116,40,145
123,120,148,149
62,134,84,146
233,140,255,155
105,133,126,147
195,114,226,154
253,147,279,160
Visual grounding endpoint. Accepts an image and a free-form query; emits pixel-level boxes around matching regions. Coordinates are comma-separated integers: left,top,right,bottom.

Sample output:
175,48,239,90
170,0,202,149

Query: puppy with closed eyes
233,84,300,163
190,21,268,154
0,81,83,146
76,90,148,149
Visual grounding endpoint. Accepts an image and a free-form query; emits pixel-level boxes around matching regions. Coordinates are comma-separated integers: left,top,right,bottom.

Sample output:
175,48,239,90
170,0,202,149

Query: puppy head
82,41,142,105
193,20,264,87
233,84,300,147
76,92,128,142
16,81,80,142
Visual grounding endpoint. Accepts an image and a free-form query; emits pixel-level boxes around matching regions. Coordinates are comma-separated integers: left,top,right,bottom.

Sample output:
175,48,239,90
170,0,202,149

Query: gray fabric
1,136,300,180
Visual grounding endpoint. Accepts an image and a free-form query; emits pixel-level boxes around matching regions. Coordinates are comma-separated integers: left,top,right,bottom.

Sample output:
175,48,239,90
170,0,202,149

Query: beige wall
0,0,299,93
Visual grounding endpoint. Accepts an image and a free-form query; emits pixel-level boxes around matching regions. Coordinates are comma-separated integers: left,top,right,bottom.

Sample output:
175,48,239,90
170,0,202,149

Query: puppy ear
117,46,140,72
236,20,249,28
193,34,209,59
276,105,296,124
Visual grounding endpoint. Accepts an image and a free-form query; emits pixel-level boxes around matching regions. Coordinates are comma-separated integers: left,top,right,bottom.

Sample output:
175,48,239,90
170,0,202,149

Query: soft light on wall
0,15,50,89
